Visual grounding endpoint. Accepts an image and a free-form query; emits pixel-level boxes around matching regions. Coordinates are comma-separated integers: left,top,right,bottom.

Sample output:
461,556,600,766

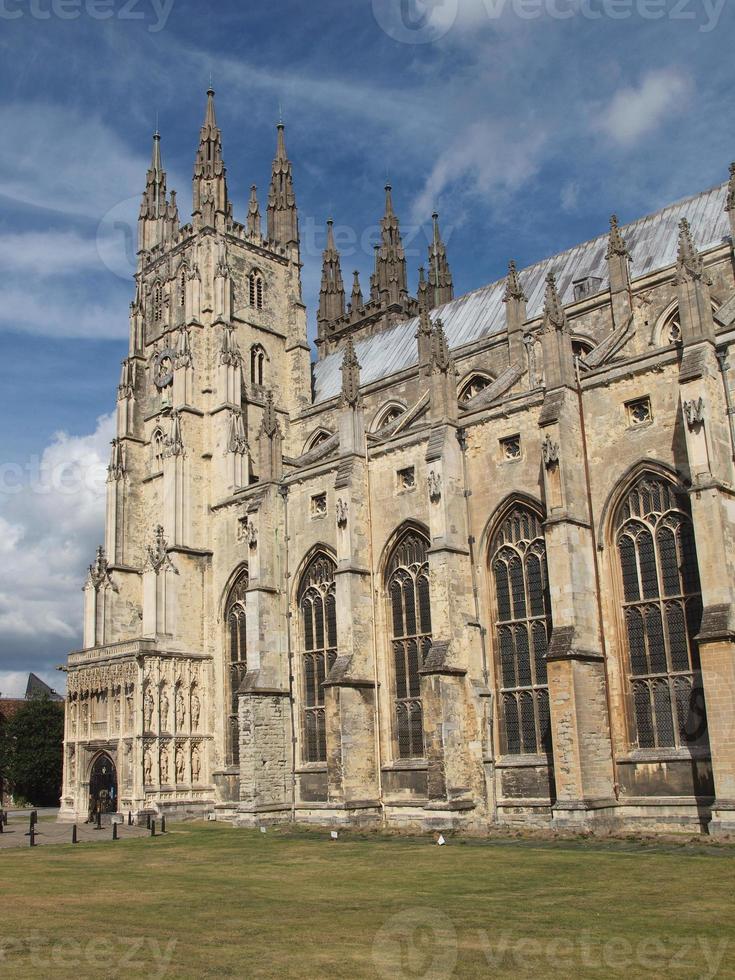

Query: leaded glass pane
617,476,707,750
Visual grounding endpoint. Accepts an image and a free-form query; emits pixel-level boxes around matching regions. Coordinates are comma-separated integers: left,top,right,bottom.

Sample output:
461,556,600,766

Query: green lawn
1,824,733,979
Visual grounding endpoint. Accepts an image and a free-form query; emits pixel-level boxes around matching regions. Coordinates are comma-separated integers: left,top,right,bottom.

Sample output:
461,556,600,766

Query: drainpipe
364,438,386,828
715,350,735,462
278,483,297,825
457,426,497,824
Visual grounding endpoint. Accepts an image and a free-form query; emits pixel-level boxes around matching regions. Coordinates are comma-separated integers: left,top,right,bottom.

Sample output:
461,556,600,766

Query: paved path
0,812,152,849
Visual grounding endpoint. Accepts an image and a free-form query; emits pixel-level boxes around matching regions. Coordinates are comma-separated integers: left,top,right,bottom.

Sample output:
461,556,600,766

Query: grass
1,823,734,979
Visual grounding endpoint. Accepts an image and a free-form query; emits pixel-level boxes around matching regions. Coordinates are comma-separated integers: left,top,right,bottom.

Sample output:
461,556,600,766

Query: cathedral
60,89,735,835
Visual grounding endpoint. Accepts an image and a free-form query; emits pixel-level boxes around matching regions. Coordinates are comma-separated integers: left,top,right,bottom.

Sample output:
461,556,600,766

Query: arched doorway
89,753,117,814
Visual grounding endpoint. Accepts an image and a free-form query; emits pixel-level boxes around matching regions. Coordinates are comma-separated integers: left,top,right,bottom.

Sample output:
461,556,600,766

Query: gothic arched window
178,270,186,308
250,344,265,386
374,403,406,432
459,373,493,404
386,527,431,759
304,429,332,454
490,505,552,756
151,428,164,474
249,270,264,310
614,474,706,749
298,552,337,763
225,566,249,766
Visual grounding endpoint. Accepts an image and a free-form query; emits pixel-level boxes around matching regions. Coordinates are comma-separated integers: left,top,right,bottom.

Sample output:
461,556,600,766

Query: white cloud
410,119,547,223
0,414,113,682
598,69,693,147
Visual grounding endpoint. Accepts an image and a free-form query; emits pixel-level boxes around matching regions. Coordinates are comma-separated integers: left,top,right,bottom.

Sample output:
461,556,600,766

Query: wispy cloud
598,68,693,147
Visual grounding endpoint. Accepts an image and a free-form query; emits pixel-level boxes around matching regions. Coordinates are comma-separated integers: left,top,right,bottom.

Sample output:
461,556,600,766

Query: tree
6,696,64,806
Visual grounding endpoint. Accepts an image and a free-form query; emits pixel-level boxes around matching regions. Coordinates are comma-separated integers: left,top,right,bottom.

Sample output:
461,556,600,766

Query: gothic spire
503,260,527,364
318,219,345,326
340,336,361,407
375,183,409,307
727,163,735,241
267,123,299,248
417,266,429,312
503,259,527,304
350,270,363,311
430,316,452,373
676,219,706,283
247,185,261,239
192,88,231,232
138,130,169,253
606,214,630,260
427,211,453,308
542,273,568,332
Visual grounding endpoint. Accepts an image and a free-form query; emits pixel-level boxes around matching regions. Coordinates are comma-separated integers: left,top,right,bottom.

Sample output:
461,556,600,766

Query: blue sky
0,0,733,695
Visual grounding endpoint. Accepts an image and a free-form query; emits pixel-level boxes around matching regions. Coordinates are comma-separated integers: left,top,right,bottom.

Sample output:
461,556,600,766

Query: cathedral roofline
311,179,731,403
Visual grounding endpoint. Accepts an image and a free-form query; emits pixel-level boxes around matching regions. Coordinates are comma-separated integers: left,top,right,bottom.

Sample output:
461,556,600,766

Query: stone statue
126,686,134,728
81,700,89,729
69,699,77,735
191,691,201,731
176,686,186,729
160,747,170,784
192,746,201,783
160,687,170,731
144,686,154,730
143,749,152,785
175,746,185,783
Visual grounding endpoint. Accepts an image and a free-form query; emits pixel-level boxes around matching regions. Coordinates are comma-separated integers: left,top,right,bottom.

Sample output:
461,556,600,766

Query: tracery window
304,429,331,453
151,428,164,474
249,270,264,310
225,566,249,766
250,344,265,386
490,505,552,756
459,373,492,404
298,552,337,763
179,270,186,308
615,475,706,750
375,404,405,431
386,528,431,759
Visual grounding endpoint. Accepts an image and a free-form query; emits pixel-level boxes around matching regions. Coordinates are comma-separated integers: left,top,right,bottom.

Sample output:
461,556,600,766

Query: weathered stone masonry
61,92,735,835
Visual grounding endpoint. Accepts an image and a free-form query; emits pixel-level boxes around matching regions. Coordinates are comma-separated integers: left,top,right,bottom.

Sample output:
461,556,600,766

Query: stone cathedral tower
61,90,310,819
62,92,735,836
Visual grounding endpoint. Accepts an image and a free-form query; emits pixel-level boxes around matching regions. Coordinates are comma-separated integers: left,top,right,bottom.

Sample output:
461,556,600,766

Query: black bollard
95,809,102,831
29,824,35,847
150,819,156,837
146,813,151,829
72,824,77,844
128,811,132,826
0,817,3,834
161,815,166,834
112,822,118,841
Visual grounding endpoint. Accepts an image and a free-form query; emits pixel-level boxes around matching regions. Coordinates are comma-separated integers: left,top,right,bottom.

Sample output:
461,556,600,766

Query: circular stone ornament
153,348,176,389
